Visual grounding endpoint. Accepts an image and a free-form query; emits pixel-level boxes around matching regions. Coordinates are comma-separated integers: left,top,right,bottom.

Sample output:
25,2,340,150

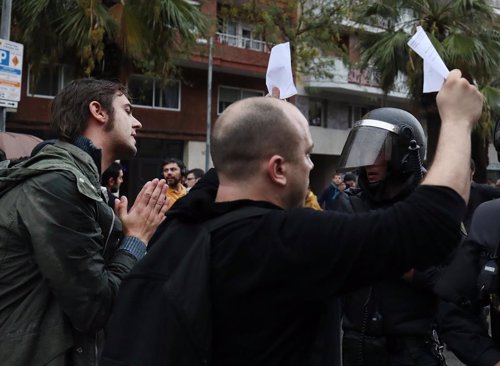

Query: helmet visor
337,120,398,170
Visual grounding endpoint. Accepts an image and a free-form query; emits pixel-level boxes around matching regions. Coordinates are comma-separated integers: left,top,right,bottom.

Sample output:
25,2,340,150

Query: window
128,74,180,110
218,86,263,114
309,98,327,126
27,64,74,98
348,105,370,128
217,19,265,51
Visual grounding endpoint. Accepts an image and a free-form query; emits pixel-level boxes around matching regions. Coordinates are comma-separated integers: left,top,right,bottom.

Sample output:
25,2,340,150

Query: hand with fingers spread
117,178,169,245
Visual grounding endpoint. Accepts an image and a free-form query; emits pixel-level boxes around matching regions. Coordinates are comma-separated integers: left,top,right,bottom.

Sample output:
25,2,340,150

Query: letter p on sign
0,49,10,66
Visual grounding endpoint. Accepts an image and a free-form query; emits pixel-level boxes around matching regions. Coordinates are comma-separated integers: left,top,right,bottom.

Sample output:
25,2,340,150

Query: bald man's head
211,97,305,181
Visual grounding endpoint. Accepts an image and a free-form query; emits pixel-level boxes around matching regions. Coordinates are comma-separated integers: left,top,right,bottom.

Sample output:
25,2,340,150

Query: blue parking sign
0,39,23,102
0,49,10,66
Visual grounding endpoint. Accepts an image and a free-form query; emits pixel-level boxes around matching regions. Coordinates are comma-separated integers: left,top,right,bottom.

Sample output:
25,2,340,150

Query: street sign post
0,0,13,133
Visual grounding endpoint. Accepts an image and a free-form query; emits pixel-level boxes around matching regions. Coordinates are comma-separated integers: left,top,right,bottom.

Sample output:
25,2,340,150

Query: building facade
6,0,500,199
7,0,272,199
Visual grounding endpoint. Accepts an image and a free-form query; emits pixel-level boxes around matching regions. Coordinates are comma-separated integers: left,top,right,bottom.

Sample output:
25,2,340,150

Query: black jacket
436,199,500,366
102,169,465,366
464,182,500,231
341,190,442,338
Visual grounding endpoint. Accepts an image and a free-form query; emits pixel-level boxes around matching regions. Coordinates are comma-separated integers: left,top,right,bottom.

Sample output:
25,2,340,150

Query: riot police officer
337,108,446,366
435,120,500,366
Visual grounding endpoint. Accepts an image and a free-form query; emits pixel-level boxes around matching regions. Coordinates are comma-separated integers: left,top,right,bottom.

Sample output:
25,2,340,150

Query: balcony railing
302,58,409,98
216,32,270,52
347,67,380,88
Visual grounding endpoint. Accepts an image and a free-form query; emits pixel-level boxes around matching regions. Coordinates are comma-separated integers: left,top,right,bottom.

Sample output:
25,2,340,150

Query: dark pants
343,332,443,366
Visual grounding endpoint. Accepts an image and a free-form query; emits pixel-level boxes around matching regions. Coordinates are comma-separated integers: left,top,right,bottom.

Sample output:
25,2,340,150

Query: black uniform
435,199,500,366
335,107,448,366
340,178,444,366
464,182,500,231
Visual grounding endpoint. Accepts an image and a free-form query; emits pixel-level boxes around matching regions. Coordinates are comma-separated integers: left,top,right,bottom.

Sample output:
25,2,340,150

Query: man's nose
133,117,142,129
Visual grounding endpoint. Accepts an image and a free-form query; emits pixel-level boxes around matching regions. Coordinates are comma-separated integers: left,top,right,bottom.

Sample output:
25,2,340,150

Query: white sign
0,39,23,102
407,26,449,93
266,42,297,99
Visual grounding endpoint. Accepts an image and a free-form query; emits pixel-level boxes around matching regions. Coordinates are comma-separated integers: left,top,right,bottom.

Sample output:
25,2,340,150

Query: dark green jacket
0,141,138,366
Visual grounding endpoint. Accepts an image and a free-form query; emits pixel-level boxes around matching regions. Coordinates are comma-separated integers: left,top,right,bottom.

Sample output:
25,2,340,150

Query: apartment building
7,1,500,198
6,0,273,199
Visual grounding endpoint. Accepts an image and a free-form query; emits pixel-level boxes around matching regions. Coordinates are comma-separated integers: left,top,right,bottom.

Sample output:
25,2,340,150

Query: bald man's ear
267,155,287,186
89,101,109,126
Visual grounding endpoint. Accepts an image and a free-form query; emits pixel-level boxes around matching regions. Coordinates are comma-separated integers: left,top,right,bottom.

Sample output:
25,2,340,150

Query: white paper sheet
423,60,444,93
266,42,297,99
407,26,450,93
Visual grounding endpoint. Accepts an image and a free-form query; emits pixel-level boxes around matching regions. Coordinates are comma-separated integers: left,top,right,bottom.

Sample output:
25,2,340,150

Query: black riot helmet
338,108,426,174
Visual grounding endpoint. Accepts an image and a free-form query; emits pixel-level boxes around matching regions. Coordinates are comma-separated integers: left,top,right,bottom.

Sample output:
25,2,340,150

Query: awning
487,163,500,171
0,132,43,160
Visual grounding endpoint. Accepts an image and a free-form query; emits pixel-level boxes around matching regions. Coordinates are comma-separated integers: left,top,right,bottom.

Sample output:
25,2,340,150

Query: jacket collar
72,136,102,175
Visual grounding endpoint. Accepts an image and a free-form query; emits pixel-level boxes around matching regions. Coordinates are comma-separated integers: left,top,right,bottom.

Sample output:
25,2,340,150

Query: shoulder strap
204,206,271,232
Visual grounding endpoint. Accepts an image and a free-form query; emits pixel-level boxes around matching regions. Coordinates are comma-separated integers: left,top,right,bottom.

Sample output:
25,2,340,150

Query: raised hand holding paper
266,42,297,99
407,26,450,93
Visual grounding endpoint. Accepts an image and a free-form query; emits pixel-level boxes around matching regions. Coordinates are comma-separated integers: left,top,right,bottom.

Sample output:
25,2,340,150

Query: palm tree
354,0,500,181
217,0,359,80
12,0,207,81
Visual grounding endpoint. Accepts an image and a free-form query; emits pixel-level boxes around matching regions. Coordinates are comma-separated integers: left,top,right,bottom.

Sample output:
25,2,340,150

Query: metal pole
205,36,213,172
0,0,12,132
1,0,11,39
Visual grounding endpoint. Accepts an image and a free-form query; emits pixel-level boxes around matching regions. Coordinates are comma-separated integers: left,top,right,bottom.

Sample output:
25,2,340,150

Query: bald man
102,70,483,366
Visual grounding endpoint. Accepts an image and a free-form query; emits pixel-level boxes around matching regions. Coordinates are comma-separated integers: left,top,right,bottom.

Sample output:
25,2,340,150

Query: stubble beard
167,178,180,188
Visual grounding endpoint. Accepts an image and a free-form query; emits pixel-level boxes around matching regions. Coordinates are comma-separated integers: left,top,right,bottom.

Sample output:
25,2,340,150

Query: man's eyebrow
124,103,133,112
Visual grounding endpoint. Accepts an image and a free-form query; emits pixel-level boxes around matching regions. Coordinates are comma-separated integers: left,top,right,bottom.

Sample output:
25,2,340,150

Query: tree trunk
424,99,489,183
471,130,489,183
422,93,440,166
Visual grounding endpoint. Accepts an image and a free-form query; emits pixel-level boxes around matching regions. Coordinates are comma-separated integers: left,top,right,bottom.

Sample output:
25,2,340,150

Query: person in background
318,172,343,210
186,168,205,191
305,185,322,210
343,172,357,189
162,157,188,209
101,161,124,210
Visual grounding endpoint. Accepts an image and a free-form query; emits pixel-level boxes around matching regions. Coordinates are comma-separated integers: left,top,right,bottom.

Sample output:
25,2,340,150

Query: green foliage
12,0,208,80
354,0,500,137
353,0,500,176
218,0,361,79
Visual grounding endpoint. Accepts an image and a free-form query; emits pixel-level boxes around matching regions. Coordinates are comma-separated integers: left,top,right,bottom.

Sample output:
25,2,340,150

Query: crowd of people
1,70,500,366
99,157,205,212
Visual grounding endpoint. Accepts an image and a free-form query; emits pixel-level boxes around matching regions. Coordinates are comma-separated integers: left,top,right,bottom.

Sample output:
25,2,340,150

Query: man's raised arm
422,69,483,202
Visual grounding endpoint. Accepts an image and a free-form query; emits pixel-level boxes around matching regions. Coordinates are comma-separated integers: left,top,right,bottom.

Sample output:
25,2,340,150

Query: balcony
216,32,270,52
300,58,409,100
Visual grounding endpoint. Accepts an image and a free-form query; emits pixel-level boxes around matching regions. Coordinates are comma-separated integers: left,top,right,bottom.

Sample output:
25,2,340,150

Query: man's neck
81,129,113,172
168,183,184,192
216,181,283,208
72,136,103,174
